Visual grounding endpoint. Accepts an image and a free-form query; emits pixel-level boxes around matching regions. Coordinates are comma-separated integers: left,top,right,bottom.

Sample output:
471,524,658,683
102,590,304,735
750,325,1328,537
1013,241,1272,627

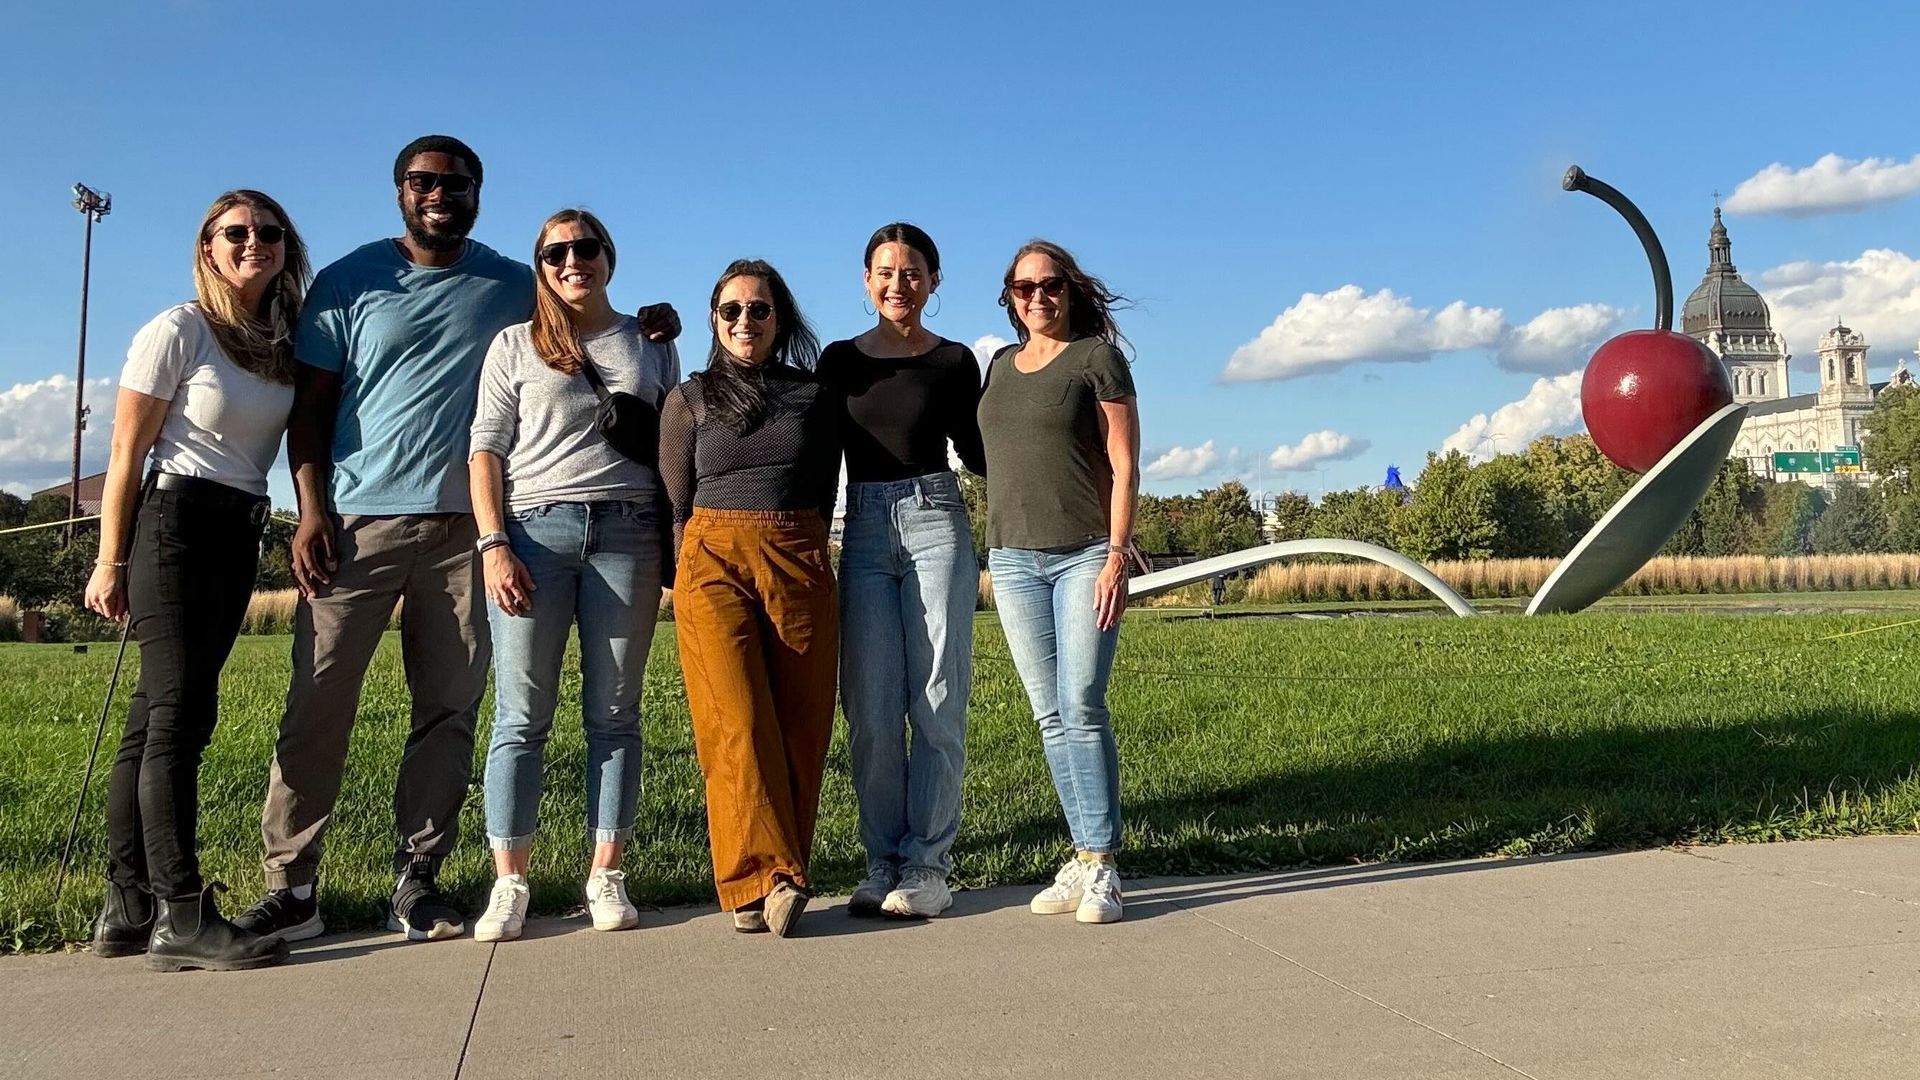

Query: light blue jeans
988,541,1122,854
484,500,663,849
839,472,977,876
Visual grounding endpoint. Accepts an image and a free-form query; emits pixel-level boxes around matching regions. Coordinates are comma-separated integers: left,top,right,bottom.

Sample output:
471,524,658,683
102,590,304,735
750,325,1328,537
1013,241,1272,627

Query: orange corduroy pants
673,509,839,911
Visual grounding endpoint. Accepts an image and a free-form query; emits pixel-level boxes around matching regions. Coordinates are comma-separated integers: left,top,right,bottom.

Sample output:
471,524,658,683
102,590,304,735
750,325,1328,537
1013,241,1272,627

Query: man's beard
404,202,477,253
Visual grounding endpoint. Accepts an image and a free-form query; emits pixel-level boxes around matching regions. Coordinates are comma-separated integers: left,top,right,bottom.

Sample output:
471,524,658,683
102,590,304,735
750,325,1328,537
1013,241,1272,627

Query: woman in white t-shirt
81,189,310,972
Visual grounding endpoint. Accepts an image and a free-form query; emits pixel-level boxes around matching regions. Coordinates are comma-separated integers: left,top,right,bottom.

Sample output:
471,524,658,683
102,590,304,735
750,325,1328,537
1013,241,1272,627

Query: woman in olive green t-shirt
977,239,1141,925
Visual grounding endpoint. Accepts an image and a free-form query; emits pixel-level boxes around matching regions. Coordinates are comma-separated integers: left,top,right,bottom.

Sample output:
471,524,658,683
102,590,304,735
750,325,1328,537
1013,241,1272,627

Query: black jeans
104,477,265,899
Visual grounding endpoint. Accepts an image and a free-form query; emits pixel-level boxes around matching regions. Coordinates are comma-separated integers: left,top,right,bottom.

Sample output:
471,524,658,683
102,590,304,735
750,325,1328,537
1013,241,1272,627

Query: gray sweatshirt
469,315,680,512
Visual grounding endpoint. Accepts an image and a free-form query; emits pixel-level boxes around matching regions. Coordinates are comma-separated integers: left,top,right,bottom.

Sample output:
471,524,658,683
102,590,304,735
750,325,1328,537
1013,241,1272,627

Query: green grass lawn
4,609,1918,953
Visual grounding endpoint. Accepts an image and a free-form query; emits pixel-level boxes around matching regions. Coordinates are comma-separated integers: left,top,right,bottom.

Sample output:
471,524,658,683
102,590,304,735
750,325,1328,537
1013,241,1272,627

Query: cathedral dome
1681,208,1774,336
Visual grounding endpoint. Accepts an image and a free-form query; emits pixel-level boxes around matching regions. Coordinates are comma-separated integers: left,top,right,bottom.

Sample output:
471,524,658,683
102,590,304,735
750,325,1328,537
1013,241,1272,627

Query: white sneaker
1077,860,1123,924
848,865,899,918
474,875,529,942
585,868,640,932
881,868,953,918
1030,859,1089,915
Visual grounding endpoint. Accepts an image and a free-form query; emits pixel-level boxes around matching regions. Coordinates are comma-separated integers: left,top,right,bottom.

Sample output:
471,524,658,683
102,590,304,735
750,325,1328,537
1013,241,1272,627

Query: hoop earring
862,297,876,316
926,293,942,318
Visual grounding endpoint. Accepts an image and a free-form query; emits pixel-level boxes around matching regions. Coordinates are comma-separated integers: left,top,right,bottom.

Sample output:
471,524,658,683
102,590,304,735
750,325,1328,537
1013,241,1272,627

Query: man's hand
636,302,681,343
291,513,337,597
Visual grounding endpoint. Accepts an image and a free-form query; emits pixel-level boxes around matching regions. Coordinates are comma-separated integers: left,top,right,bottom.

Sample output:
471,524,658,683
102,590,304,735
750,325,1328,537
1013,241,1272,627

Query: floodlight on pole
68,182,110,545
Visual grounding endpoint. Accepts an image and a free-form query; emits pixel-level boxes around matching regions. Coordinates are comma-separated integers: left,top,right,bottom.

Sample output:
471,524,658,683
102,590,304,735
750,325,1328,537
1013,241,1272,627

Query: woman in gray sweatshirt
466,209,678,942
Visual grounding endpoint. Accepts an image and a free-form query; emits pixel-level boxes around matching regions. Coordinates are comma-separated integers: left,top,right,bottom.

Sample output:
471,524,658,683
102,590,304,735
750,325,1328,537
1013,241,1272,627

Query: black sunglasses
215,224,285,245
538,238,607,267
715,301,774,323
401,170,477,196
1008,276,1067,301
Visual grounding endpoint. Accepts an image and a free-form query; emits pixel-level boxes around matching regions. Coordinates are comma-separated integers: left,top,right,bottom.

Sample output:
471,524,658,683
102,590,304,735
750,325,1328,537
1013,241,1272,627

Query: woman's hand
84,563,128,621
484,546,535,616
1093,550,1130,631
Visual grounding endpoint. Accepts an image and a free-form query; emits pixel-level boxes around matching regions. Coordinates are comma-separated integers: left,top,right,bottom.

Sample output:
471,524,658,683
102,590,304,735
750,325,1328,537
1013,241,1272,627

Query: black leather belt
145,471,272,526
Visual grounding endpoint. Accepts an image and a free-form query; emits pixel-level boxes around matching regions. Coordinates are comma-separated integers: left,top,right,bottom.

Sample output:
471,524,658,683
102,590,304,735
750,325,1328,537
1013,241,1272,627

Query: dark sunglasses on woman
537,238,607,267
401,170,478,196
715,301,774,323
1008,277,1067,301
217,224,285,245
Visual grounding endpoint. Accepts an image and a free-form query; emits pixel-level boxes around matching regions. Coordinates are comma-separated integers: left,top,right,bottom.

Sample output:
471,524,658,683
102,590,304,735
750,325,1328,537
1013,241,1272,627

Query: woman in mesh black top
816,223,985,921
659,259,841,937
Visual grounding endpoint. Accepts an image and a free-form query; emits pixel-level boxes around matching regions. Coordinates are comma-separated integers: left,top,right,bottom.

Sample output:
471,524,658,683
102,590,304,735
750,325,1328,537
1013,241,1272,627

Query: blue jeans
484,500,664,849
988,541,1122,854
839,472,977,876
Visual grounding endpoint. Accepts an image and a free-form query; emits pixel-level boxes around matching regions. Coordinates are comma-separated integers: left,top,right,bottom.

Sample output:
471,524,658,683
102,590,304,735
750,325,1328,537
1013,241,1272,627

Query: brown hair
696,259,820,434
529,208,617,374
193,190,310,383
997,238,1133,358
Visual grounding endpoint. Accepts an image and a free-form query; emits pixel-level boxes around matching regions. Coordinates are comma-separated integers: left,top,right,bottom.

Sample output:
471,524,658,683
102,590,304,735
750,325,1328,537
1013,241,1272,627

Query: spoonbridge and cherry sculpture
1128,167,1747,616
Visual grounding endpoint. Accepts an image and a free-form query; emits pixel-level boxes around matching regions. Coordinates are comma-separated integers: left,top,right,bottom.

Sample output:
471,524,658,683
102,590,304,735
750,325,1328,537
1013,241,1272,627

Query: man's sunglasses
538,238,608,267
1008,276,1067,301
215,224,285,245
401,171,478,196
715,301,774,323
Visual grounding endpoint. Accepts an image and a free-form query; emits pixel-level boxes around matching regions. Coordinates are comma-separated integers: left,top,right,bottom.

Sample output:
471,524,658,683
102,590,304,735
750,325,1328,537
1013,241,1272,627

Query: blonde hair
529,208,617,374
192,189,309,383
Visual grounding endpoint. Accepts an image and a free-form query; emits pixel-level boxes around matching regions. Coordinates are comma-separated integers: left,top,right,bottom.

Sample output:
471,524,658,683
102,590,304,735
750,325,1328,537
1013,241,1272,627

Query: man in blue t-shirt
236,135,678,943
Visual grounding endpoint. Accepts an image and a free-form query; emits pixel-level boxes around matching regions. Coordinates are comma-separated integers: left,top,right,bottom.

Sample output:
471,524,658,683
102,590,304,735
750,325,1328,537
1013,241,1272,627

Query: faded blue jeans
484,500,664,849
839,472,977,876
988,541,1122,854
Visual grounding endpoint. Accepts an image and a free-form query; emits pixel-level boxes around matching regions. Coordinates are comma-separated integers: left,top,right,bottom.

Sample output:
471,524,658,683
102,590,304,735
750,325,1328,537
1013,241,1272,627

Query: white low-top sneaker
881,868,953,918
1077,860,1123,924
475,874,529,943
1030,858,1089,915
848,864,899,918
585,868,640,932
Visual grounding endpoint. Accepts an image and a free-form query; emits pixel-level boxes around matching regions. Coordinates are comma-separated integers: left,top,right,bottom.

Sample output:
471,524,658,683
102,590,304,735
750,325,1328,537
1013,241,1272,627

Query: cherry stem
1563,165,1674,332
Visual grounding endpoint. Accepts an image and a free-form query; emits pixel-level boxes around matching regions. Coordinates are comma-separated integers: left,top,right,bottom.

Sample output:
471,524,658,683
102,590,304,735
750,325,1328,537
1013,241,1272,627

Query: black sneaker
389,866,464,941
232,887,325,942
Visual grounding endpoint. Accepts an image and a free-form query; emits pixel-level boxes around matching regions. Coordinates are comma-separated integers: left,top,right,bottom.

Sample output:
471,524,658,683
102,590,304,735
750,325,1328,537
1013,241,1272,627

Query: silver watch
476,531,509,554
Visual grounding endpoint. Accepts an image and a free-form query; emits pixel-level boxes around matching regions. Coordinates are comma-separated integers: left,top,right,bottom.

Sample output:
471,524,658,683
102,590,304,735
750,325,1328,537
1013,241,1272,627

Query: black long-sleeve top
658,364,843,553
817,338,986,483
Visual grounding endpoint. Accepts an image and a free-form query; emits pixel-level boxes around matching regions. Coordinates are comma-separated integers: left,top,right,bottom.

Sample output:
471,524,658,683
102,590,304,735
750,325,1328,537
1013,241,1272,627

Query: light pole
68,183,111,545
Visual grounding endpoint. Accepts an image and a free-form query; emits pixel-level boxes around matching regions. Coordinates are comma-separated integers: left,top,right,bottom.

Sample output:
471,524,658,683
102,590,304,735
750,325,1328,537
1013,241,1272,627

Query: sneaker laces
1084,862,1119,901
486,879,525,920
900,868,940,893
859,866,896,892
1049,859,1085,894
591,869,629,906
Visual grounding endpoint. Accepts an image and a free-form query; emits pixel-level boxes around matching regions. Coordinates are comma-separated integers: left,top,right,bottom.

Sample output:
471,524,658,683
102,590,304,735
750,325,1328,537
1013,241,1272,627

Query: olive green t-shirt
978,337,1137,550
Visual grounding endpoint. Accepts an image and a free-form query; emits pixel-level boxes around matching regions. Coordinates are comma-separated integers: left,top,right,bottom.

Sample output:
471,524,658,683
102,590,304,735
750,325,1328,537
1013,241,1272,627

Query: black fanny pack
580,358,660,467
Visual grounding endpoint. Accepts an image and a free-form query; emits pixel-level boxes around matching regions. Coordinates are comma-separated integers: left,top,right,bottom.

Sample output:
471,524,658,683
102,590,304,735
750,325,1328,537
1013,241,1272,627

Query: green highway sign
1773,451,1823,473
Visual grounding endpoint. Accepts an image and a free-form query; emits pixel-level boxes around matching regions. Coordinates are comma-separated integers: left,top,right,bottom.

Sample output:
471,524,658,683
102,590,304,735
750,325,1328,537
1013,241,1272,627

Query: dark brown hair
997,238,1132,358
696,259,820,434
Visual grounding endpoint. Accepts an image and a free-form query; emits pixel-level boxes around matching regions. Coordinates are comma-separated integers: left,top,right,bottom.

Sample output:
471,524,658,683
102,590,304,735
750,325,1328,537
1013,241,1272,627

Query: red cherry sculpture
1564,166,1733,475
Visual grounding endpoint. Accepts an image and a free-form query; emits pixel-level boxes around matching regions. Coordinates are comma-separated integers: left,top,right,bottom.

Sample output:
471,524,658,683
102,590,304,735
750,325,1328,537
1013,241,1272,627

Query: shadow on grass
959,705,1920,908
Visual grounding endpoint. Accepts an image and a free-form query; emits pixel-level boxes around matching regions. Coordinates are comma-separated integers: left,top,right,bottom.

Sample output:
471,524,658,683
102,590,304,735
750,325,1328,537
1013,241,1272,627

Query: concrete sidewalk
7,836,1917,1080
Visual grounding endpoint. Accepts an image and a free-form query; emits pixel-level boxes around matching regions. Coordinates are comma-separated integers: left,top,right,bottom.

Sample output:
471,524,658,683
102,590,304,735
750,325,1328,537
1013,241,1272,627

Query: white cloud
972,334,1011,366
1266,430,1370,472
1496,303,1627,375
1222,285,1505,381
1724,153,1920,217
1758,249,1920,367
1441,373,1585,461
0,374,116,496
1143,440,1220,480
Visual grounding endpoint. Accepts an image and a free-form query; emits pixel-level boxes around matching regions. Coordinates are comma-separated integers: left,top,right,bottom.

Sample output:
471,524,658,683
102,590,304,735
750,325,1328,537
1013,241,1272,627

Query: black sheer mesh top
658,364,843,551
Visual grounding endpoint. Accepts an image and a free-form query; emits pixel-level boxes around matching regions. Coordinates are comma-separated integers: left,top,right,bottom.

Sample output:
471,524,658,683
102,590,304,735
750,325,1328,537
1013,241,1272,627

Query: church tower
1816,323,1873,450
1682,207,1791,403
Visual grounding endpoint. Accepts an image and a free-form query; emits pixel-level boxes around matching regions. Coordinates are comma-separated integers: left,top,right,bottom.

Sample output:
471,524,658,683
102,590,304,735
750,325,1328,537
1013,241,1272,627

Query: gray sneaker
848,865,899,918
881,868,952,919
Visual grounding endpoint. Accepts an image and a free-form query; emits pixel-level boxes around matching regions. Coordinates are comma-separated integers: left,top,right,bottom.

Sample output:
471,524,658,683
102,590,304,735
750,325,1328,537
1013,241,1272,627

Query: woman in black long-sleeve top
817,223,985,920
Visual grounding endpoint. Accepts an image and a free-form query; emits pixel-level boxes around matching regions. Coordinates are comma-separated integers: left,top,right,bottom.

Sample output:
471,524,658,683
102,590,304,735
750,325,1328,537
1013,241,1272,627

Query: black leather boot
148,883,290,972
92,882,155,958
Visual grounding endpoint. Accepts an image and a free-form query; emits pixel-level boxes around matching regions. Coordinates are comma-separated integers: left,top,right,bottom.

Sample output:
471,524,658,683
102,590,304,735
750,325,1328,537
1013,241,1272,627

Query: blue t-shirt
296,238,535,514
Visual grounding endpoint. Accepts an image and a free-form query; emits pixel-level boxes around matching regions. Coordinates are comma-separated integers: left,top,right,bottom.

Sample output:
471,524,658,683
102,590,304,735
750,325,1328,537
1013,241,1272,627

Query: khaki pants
260,513,488,889
674,509,838,911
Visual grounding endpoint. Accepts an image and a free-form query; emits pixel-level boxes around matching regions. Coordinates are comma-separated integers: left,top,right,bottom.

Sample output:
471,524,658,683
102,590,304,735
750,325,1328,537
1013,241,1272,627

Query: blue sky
5,1,1920,509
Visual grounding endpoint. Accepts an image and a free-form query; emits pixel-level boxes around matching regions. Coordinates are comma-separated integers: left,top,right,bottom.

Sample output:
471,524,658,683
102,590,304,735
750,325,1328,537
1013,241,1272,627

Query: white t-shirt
119,303,295,496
